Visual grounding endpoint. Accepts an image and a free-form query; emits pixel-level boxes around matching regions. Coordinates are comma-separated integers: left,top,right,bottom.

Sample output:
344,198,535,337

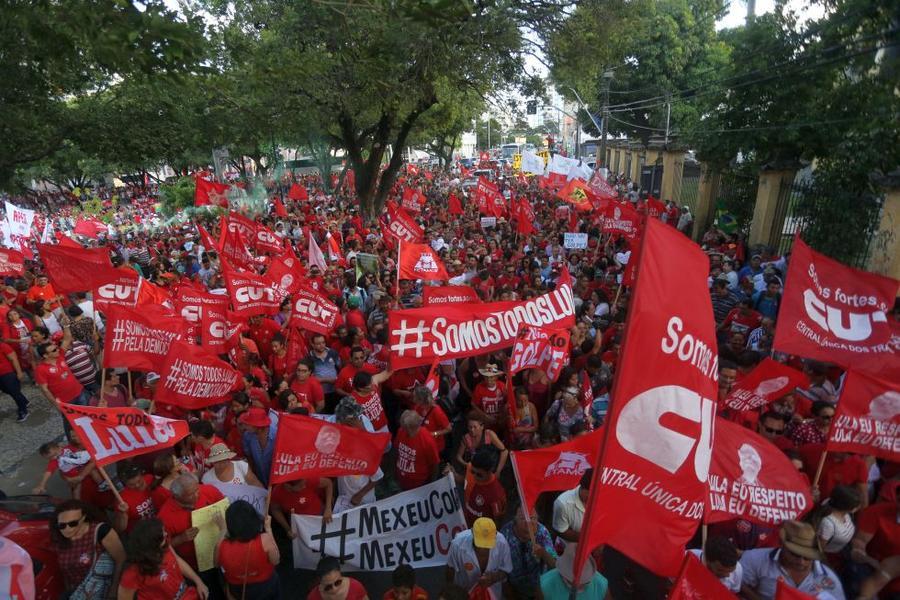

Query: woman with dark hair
215,500,280,600
118,518,208,599
307,556,368,600
149,451,187,510
66,304,100,355
51,498,126,599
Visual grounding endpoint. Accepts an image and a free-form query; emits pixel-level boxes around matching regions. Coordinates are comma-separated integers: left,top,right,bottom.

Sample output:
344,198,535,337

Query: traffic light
526,100,537,115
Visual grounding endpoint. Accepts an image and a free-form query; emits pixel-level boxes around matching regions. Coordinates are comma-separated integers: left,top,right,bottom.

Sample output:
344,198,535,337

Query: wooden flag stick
97,464,126,510
509,454,537,546
812,449,828,490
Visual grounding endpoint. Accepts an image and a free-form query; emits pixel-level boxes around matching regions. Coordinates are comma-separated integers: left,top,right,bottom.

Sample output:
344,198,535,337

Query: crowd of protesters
0,157,896,600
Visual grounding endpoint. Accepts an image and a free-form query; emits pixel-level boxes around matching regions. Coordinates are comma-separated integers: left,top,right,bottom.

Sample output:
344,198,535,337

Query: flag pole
812,450,828,491
395,239,402,299
99,369,107,405
509,453,536,546
97,464,126,510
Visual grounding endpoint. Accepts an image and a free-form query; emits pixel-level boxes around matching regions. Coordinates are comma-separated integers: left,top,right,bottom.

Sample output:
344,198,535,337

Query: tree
410,82,484,166
475,118,504,151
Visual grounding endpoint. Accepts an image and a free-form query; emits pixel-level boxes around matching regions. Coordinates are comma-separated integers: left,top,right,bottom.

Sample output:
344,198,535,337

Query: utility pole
598,70,613,169
664,93,672,147
487,118,491,151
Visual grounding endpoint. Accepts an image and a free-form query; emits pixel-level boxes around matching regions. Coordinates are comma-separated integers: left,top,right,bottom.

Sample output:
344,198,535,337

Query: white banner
208,481,268,516
291,474,465,571
547,153,579,176
563,232,588,249
567,161,594,182
480,216,497,229
5,202,35,238
521,151,545,175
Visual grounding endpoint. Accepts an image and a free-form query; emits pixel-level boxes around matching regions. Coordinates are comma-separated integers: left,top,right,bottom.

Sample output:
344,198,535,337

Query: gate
677,161,702,213
640,156,663,198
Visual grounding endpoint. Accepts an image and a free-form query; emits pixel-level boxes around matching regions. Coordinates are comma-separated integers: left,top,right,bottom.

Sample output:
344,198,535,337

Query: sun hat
478,363,503,377
779,520,824,560
472,517,497,549
205,443,237,465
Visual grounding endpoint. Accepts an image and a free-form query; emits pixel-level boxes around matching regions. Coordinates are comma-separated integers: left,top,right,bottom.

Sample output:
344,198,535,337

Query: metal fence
714,170,759,233
677,161,702,213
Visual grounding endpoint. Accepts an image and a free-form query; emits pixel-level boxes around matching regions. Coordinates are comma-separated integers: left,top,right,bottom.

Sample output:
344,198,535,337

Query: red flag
422,285,481,306
265,250,305,301
202,306,245,353
270,414,389,483
601,201,643,240
37,243,111,293
253,222,283,254
707,418,813,526
388,276,575,369
539,172,567,191
102,304,187,371
510,429,602,510
196,223,218,252
56,403,189,467
222,262,280,317
645,197,666,220
773,236,899,379
669,552,738,599
508,324,569,381
194,177,231,207
218,218,256,270
722,358,809,412
398,242,449,281
291,286,339,335
826,369,900,461
423,360,441,398
325,232,343,263
224,211,257,240
775,579,817,600
288,183,308,201
73,217,107,238
576,219,718,577
448,193,464,216
588,171,617,201
473,177,503,216
174,285,229,339
514,197,536,236
92,268,145,310
0,249,25,276
557,179,594,212
55,233,82,249
154,341,242,409
385,203,424,243
273,196,289,217
401,187,425,213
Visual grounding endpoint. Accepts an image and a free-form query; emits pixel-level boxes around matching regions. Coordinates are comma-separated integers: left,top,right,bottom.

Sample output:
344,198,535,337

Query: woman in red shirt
215,500,280,600
119,518,207,600
289,359,325,412
307,556,368,600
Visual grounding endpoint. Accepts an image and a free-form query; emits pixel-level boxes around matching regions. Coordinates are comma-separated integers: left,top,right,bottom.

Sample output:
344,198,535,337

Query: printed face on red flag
223,266,280,317
0,248,25,276
401,187,424,213
580,219,718,577
508,324,570,381
291,286,338,335
270,414,389,483
154,341,242,410
103,305,186,371
398,242,449,281
722,358,809,412
422,285,481,306
388,278,575,369
601,201,642,239
385,204,424,243
37,243,112,293
669,552,739,600
265,252,304,301
827,369,900,461
707,418,813,526
57,402,189,467
511,429,602,510
774,237,899,378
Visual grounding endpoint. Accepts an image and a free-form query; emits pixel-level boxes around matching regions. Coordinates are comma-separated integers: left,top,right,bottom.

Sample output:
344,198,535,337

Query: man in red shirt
797,444,868,507
852,496,900,596
470,363,507,432
394,410,440,491
345,296,367,335
25,274,62,312
0,339,29,421
351,369,393,435
35,326,90,437
246,314,281,364
270,477,333,538
336,346,378,396
458,447,507,526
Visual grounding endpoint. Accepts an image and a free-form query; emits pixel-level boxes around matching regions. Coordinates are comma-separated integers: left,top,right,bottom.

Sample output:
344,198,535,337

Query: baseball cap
146,372,160,384
472,517,497,549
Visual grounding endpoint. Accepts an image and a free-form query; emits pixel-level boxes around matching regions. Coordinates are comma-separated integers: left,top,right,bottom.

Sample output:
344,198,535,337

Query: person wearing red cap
240,407,278,487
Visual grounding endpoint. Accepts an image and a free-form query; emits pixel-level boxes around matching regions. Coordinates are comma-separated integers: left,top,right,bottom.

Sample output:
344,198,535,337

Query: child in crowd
383,564,428,600
33,437,106,498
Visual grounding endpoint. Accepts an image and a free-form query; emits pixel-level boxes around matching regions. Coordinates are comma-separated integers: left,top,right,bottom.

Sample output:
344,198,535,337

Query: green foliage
158,176,197,216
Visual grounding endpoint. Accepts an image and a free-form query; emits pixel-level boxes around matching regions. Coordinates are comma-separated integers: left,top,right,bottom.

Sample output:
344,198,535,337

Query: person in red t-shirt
470,363,507,432
246,314,282,364
717,299,762,337
0,339,29,421
412,385,451,453
453,447,507,526
157,474,225,572
345,297,368,335
336,346,378,396
797,444,868,507
383,564,428,600
34,326,86,405
394,410,440,491
289,359,325,412
267,332,298,383
119,518,206,600
307,556,368,600
270,477,334,538
115,464,158,534
351,369,393,434
853,497,900,596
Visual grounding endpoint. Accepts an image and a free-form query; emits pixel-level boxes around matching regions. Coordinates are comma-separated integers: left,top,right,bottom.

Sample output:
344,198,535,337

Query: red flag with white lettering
265,249,305,301
57,402,189,467
385,203,424,243
102,305,187,371
37,243,112,293
422,285,481,306
722,358,809,412
0,248,25,276
508,324,569,381
253,222,283,254
218,218,257,270
826,369,900,461
174,285,229,340
601,201,643,240
707,418,813,526
270,414,389,483
588,171,617,201
775,579,817,600
202,306,246,353
510,429,602,510
398,242,449,281
92,269,144,310
401,187,424,213
154,341,242,410
669,552,738,599
222,261,280,317
773,236,899,379
575,219,718,577
291,286,339,335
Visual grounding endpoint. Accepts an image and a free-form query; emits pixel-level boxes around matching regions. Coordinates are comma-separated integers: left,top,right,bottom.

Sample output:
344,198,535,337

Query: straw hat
478,363,503,377
779,520,824,561
205,443,237,465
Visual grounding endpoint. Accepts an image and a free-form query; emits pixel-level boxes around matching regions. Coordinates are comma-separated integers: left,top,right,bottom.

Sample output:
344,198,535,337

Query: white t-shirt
447,530,513,598
335,468,384,512
818,513,855,553
201,460,250,486
689,549,743,592
552,487,585,536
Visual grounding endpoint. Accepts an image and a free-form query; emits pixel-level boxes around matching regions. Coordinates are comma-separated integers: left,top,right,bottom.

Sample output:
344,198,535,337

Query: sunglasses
820,415,834,421
321,578,344,592
763,426,784,435
57,516,83,530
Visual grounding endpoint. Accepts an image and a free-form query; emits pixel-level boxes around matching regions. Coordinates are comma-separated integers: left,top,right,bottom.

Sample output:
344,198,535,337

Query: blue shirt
242,412,279,487
309,349,340,393
499,521,557,593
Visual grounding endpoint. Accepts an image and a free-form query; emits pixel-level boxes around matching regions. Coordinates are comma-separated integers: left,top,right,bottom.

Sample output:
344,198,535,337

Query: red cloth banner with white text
575,219,718,577
707,418,813,526
508,324,570,381
511,429,602,510
0,249,25,276
827,369,900,461
222,262,280,317
290,286,339,335
270,414,389,484
600,201,642,240
385,203,424,243
57,402,189,467
401,187,425,213
773,236,899,379
422,285,481,306
722,358,809,412
388,268,575,369
202,306,245,353
154,341,242,410
102,305,187,371
669,552,738,599
174,284,229,339
398,242,449,281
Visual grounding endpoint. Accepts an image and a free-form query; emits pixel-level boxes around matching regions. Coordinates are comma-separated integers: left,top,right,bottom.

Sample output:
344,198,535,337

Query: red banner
195,177,231,207
722,358,809,412
577,219,718,577
154,341,242,409
174,285,229,339
669,552,738,600
388,269,575,369
827,369,900,461
448,193,464,216
385,203,424,243
513,197,536,236
273,196,288,217
511,429,602,510
473,177,503,216
291,286,339,335
265,251,304,301
270,414,389,483
707,418,813,526
222,263,280,317
103,305,187,371
422,285,481,306
398,242,449,281
253,222,283,254
557,179,594,212
0,249,24,276
219,218,257,270
57,402,189,467
202,306,245,353
588,171,617,201
37,243,112,294
401,187,425,213
508,324,570,381
774,237,899,378
600,201,642,239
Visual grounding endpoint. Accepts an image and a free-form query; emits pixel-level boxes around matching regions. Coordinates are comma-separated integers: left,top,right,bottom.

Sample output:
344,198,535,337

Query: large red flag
56,402,189,467
0,248,25,276
385,203,424,243
195,177,231,207
601,201,643,240
448,193,464,216
222,261,280,317
668,552,738,599
273,196,289,217
721,358,809,412
508,324,569,381
270,414,389,483
401,187,425,213
588,171,617,201
265,249,305,301
707,418,813,526
288,183,308,201
775,579,817,600
102,305,187,371
92,268,146,310
398,242,449,281
514,197,536,236
73,217,107,239
202,306,246,353
154,341,242,410
510,429,602,510
576,219,718,577
218,218,257,270
827,369,900,461
557,179,595,212
422,285,481,306
253,222,283,254
773,236,899,378
174,285,229,339
37,243,111,293
291,286,339,335
473,177,504,215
